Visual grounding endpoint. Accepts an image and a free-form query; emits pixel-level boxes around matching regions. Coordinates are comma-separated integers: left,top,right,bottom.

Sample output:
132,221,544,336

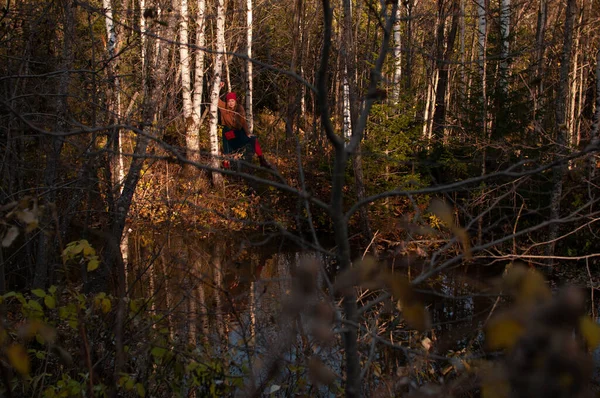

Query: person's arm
218,81,226,109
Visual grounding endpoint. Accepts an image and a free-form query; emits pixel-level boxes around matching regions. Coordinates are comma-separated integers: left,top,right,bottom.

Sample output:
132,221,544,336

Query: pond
125,229,599,395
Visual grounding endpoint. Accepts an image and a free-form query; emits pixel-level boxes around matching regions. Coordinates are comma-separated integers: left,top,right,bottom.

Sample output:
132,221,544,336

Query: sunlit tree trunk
547,0,576,264
568,1,584,148
392,1,402,102
589,47,600,191
208,0,225,187
403,0,413,91
342,68,351,140
179,0,198,162
246,0,254,134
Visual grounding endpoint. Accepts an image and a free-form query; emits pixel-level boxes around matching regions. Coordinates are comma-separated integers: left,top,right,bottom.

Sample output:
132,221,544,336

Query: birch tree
179,0,198,162
208,0,225,186
392,1,402,103
246,0,254,135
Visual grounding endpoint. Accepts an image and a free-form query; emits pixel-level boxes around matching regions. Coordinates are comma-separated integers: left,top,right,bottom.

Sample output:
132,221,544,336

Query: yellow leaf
579,316,600,349
87,257,100,272
486,316,524,350
481,380,510,398
101,298,112,314
7,344,30,375
83,245,95,256
403,302,431,331
519,268,551,305
429,199,454,227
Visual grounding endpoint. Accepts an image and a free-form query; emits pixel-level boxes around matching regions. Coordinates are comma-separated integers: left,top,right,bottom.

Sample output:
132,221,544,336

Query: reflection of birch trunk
250,280,256,345
197,276,210,344
160,253,174,340
188,262,199,345
214,245,225,344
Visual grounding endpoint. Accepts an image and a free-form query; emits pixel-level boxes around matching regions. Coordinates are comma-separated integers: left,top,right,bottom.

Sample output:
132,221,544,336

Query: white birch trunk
179,0,198,160
104,0,117,60
246,0,254,134
392,1,402,103
343,67,352,141
193,0,206,128
104,0,129,281
422,69,438,140
568,3,584,148
140,0,146,67
208,0,225,186
476,0,487,71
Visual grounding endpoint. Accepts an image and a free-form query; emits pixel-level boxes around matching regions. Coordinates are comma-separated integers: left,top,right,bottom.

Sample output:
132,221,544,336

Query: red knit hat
226,92,237,101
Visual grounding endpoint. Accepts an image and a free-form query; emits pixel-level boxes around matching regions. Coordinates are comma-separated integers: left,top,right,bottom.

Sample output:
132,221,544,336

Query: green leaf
44,295,56,309
28,299,43,313
136,383,146,397
48,285,57,294
31,289,46,298
151,347,167,358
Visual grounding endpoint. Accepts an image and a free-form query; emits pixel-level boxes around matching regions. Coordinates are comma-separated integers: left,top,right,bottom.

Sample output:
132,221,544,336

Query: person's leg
248,136,272,169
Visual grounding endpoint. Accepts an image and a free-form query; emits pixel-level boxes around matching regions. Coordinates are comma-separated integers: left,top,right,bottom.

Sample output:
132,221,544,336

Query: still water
130,230,598,394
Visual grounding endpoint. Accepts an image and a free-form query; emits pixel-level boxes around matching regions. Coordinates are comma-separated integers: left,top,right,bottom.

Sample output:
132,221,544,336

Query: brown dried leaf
7,344,30,375
403,302,431,331
386,274,413,302
2,226,19,248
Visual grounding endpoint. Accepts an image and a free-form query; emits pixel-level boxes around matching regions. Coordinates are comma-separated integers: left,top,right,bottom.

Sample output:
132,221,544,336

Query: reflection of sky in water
227,250,340,397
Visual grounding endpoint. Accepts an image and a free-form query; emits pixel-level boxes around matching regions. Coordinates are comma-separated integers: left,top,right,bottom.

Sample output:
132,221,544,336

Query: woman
218,83,272,169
